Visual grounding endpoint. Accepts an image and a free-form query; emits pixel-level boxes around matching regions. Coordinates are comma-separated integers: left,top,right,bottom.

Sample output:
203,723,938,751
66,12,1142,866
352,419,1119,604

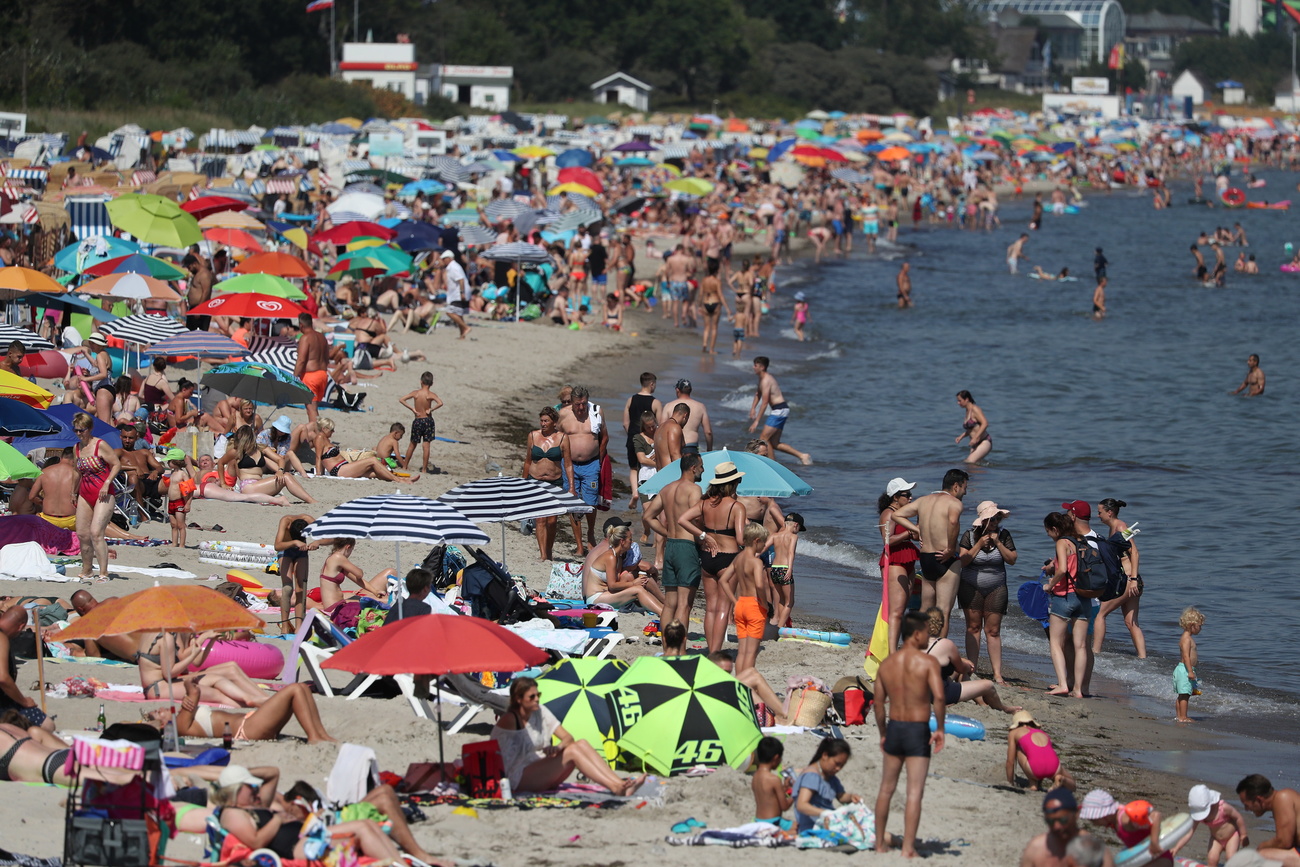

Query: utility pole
354,0,360,42
329,2,337,76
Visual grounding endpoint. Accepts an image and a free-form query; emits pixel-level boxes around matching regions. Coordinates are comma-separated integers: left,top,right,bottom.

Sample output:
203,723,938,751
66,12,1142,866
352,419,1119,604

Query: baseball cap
1188,784,1221,822
1061,500,1091,519
885,477,916,497
439,250,455,259
1078,788,1117,819
675,378,692,392
1045,787,1080,813
163,447,186,462
602,517,632,532
785,512,806,532
218,765,263,790
271,415,294,434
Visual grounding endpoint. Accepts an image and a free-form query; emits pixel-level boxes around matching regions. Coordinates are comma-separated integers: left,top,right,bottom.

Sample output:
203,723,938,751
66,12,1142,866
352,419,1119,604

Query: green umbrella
348,168,413,186
664,178,714,197
0,440,41,482
607,655,760,776
216,272,307,300
538,658,628,760
105,194,202,247
337,246,413,275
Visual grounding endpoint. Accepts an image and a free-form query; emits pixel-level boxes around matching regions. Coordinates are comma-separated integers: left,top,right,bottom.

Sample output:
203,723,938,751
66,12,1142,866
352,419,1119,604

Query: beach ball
1287,243,1294,253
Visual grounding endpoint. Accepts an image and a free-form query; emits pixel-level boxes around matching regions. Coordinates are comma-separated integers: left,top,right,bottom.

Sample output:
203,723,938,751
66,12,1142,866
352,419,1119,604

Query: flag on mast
306,0,334,11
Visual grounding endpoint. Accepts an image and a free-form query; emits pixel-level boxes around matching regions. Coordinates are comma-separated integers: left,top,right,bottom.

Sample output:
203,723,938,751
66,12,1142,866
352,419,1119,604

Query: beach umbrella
99,313,188,345
665,178,714,196
0,371,53,408
344,236,391,251
612,141,656,153
0,397,61,437
145,332,250,360
437,475,592,565
336,246,413,274
11,404,121,454
327,257,389,279
343,182,387,197
459,226,497,246
512,145,555,160
613,195,646,215
480,242,552,263
216,272,308,300
830,168,867,184
235,251,313,279
0,440,42,482
347,168,413,186
556,149,594,168
0,267,66,300
83,254,187,280
428,157,470,185
606,655,760,776
548,182,600,198
202,361,311,406
549,211,604,233
243,334,297,373
203,228,264,252
557,167,603,194
312,222,396,244
53,237,140,274
483,200,532,223
398,179,446,196
328,193,386,221
440,208,480,226
615,158,655,168
179,196,250,220
78,273,183,302
537,658,628,758
0,324,54,352
638,447,812,499
392,222,443,252
198,211,265,231
188,293,305,320
875,146,911,161
106,194,202,247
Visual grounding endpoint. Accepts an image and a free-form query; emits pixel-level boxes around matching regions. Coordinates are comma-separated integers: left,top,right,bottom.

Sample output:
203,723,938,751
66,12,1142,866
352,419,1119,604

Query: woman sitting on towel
145,680,336,744
217,426,315,503
922,607,1020,715
492,677,646,796
580,522,664,615
312,418,414,482
133,630,271,707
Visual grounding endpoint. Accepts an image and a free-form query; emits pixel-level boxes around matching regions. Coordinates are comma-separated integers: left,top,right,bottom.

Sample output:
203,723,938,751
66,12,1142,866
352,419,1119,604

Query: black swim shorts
883,719,931,758
918,552,956,582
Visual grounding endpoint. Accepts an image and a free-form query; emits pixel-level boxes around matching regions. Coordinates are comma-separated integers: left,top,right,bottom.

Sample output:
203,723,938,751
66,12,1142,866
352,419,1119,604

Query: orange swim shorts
733,596,767,641
302,369,329,402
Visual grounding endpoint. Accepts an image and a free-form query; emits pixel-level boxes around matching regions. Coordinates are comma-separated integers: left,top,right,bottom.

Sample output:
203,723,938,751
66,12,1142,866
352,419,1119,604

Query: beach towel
0,542,63,581
550,776,667,808
667,822,787,847
326,743,380,808
0,516,79,557
795,803,877,850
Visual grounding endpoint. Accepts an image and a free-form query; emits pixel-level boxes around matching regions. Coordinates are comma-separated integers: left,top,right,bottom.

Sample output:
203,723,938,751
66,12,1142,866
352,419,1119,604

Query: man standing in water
896,262,913,308
748,357,811,466
659,378,713,455
874,611,945,858
665,245,694,328
1231,354,1266,396
643,453,712,627
888,469,968,637
1007,234,1029,274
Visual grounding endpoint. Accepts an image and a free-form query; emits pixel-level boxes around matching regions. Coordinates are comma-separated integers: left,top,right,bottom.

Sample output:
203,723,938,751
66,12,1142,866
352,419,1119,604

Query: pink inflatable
19,350,68,379
189,640,284,680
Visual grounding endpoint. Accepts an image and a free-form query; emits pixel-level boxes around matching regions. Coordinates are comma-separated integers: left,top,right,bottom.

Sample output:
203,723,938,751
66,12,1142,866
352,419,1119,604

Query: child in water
791,292,809,341
751,736,793,830
1174,607,1204,723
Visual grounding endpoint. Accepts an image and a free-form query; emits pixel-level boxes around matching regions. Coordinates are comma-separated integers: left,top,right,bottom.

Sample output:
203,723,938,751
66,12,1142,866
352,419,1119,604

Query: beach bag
831,675,870,726
330,387,366,412
1069,537,1109,599
460,740,503,799
546,561,585,600
421,544,467,590
786,686,832,728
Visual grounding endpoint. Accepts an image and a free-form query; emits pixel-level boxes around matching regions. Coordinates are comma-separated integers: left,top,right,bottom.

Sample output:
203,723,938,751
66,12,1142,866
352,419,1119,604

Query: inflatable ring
929,712,986,741
779,627,851,646
190,639,284,680
1221,188,1246,208
1115,813,1194,867
225,569,270,597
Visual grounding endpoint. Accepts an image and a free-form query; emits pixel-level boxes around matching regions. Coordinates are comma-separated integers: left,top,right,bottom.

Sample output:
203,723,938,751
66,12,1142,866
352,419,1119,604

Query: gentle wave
800,539,882,579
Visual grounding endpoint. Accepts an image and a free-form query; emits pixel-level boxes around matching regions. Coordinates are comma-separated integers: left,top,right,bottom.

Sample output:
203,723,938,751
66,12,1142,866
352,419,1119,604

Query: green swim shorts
662,538,702,589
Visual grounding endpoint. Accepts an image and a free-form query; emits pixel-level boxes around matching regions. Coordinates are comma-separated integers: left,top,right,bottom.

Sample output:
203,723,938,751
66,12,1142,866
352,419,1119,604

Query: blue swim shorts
571,459,600,506
765,402,790,430
1172,662,1198,696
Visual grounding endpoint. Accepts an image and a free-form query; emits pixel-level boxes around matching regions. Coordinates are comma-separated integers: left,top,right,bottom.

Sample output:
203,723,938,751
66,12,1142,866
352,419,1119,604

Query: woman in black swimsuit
921,607,1018,713
0,718,132,785
680,461,748,654
132,630,269,706
217,426,314,503
523,407,573,561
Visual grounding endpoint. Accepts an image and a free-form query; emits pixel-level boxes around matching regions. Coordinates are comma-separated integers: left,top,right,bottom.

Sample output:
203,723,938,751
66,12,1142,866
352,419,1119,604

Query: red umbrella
235,251,313,279
556,167,604,194
312,222,396,244
203,228,264,252
187,292,306,320
818,148,849,163
180,196,250,220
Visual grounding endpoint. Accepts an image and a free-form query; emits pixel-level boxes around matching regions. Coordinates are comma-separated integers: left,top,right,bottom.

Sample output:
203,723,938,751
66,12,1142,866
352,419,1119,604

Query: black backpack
1069,537,1109,599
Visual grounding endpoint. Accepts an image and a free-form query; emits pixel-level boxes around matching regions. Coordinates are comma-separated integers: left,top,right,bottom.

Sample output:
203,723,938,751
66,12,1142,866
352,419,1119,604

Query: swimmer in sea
1231,354,1265,396
896,262,913,308
1092,277,1106,320
1006,234,1028,275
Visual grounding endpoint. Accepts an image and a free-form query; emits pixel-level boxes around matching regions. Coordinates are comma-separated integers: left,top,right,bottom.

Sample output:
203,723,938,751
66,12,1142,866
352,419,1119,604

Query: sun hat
163,448,186,462
1188,785,1221,821
1061,500,1091,519
708,461,745,486
794,291,806,301
85,332,107,347
439,250,455,259
1078,789,1118,820
885,477,916,497
1010,709,1037,729
217,765,263,790
974,501,1010,525
271,415,294,434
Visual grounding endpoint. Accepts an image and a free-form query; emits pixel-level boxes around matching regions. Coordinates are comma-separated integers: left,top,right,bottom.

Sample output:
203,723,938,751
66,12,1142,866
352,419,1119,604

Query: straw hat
709,461,745,485
973,500,1009,526
1010,709,1037,729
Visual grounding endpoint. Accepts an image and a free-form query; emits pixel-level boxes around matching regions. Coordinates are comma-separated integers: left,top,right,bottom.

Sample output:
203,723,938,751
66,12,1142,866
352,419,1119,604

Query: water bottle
223,721,234,750
95,703,106,733
499,777,512,801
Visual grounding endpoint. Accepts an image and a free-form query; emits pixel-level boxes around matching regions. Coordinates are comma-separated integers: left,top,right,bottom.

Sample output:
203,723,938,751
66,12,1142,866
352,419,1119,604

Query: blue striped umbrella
145,332,250,359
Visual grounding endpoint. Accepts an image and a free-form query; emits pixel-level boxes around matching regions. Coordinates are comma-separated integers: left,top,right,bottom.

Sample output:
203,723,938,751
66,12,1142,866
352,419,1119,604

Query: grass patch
22,107,238,140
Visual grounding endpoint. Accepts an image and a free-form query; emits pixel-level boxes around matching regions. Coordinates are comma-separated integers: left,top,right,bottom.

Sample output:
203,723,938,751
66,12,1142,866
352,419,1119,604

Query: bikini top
926,638,957,680
531,444,562,461
236,453,268,471
321,445,340,460
320,571,345,585
706,502,739,537
962,417,977,430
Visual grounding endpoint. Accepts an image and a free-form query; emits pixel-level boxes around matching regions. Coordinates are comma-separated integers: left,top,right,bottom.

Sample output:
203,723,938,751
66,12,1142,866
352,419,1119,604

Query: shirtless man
1237,774,1300,866
888,469,968,637
29,448,79,531
897,262,913,309
716,214,736,279
294,312,330,425
748,357,811,465
1007,234,1029,274
0,608,53,729
659,379,713,454
653,403,688,470
642,453,712,627
874,611,945,858
1231,354,1266,396
116,424,163,512
558,385,607,552
0,341,25,376
1022,789,1114,867
1190,244,1207,281
184,253,215,331
665,245,694,328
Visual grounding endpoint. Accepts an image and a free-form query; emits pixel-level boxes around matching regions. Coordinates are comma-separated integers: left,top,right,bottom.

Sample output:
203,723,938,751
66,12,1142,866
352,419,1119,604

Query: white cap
1188,784,1221,821
885,478,916,497
217,765,263,790
439,250,455,259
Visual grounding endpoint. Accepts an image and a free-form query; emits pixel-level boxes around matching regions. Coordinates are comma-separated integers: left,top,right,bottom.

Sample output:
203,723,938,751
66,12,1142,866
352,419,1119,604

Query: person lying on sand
144,681,336,744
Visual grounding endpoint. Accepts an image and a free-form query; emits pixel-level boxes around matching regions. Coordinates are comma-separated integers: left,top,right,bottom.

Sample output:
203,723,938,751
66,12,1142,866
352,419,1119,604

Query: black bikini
699,502,740,574
0,736,30,781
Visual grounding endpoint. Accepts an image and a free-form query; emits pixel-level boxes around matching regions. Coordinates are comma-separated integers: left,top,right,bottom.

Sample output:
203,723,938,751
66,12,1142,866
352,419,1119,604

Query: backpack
1093,534,1132,601
420,544,468,590
1069,537,1109,599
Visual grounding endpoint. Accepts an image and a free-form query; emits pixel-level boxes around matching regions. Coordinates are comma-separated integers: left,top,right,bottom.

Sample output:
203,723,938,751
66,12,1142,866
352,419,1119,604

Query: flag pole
330,2,337,77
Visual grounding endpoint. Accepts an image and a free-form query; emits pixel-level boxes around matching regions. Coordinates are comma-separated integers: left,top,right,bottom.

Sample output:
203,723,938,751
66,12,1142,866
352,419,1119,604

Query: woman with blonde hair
71,412,121,581
217,425,315,503
312,417,412,481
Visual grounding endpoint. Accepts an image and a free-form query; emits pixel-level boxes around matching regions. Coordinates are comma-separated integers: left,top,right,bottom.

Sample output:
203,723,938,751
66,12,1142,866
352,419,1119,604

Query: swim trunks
662,538,702,589
1172,662,1197,696
882,719,931,758
38,513,76,530
831,219,844,235
411,416,436,443
1008,257,1019,275
302,369,329,402
733,328,745,341
770,565,792,586
681,443,700,455
764,401,790,430
918,552,956,581
168,499,185,515
571,458,600,506
668,281,689,301
733,596,767,640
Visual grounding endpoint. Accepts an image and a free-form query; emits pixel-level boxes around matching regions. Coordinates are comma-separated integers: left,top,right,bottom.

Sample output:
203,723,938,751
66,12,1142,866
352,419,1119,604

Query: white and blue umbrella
484,200,532,223
428,156,469,185
99,313,187,345
0,324,54,352
243,334,297,373
480,242,552,263
638,448,813,498
438,475,591,567
145,332,249,359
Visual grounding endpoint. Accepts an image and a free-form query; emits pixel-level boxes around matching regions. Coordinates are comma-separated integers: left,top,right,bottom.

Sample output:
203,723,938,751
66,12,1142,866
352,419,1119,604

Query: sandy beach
1,246,1237,865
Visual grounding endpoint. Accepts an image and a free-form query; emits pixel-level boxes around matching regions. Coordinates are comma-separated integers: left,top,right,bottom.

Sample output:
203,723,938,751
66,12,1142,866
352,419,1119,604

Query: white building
435,66,513,110
1171,69,1211,105
589,72,653,112
339,43,425,102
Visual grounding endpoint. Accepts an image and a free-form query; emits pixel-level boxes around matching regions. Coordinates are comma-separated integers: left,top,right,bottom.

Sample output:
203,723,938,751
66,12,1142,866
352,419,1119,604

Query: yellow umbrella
335,117,364,129
198,211,266,230
282,228,310,250
0,370,54,409
748,147,770,159
657,163,682,177
513,145,556,159
548,182,600,197
346,237,389,251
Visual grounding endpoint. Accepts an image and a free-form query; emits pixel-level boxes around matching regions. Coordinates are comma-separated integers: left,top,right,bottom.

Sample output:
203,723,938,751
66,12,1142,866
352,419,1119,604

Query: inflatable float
1115,812,1194,867
19,350,69,379
1029,274,1080,282
1220,188,1246,208
190,639,283,680
928,712,985,741
1246,200,1290,210
1280,264,1300,273
224,569,271,597
199,540,279,568
778,627,852,646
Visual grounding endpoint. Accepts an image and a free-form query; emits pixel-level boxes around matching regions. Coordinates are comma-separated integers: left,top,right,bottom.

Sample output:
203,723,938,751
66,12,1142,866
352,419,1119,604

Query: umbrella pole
29,610,46,716
436,676,445,770
162,629,179,751
394,541,403,619
500,524,507,571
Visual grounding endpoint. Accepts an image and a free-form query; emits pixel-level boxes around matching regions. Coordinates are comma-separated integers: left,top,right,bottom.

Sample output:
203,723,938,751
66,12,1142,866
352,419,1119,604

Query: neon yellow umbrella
513,145,556,159
216,273,308,300
657,163,682,177
105,194,202,247
664,178,714,196
346,237,389,251
548,182,600,197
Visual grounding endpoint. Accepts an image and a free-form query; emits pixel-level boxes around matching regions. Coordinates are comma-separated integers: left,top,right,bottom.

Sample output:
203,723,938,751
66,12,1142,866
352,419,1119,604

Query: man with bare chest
558,385,607,549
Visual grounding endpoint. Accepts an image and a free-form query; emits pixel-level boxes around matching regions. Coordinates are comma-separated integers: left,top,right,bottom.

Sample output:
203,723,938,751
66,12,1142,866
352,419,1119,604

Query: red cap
1061,500,1091,519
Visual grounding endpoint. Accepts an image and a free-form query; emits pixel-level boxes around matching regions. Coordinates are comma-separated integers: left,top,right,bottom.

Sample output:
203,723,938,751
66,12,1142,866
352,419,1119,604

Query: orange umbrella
0,267,65,300
53,585,262,640
235,251,313,279
204,228,264,252
857,129,884,142
876,146,911,161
